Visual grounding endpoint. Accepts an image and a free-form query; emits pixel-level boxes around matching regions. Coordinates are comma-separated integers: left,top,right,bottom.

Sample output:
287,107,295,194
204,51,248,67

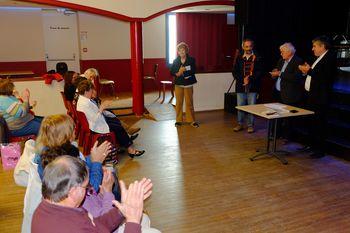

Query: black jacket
306,51,337,106
170,55,197,86
232,53,263,93
275,55,304,104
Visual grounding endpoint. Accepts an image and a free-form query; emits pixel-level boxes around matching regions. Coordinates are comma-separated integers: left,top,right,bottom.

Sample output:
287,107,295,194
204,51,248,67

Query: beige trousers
175,85,195,123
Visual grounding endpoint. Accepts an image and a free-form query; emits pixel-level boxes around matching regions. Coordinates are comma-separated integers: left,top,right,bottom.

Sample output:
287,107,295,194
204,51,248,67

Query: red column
130,21,144,116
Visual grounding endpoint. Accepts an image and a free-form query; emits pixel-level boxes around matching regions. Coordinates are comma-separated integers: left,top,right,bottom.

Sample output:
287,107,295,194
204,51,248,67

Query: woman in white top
76,80,145,158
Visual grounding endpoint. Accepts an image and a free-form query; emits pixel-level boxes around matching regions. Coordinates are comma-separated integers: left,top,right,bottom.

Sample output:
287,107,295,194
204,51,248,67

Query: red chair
76,111,116,155
60,92,81,143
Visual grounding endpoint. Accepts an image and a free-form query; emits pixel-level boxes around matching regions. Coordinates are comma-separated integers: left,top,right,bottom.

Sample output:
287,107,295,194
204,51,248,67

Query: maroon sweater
32,200,141,233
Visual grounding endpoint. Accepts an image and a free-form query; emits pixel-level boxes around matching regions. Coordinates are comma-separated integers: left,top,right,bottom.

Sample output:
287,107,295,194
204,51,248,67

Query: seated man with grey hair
32,156,152,233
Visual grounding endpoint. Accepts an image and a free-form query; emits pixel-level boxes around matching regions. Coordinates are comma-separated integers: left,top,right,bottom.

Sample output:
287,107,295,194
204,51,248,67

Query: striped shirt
0,95,34,130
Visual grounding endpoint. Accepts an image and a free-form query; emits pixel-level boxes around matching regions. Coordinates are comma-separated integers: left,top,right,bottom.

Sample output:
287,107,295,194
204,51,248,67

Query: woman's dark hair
63,71,76,86
40,142,80,170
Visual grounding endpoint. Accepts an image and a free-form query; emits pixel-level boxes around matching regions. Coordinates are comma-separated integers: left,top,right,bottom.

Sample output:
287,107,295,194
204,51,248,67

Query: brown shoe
234,124,243,132
247,126,254,133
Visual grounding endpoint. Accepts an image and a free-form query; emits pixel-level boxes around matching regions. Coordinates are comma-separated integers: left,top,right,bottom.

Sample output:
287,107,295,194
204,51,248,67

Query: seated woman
63,71,79,101
14,114,110,233
0,79,42,137
76,80,145,158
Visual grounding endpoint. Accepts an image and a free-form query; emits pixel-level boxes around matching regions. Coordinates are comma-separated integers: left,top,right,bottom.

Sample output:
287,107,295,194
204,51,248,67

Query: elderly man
298,36,337,158
270,42,303,105
32,156,152,233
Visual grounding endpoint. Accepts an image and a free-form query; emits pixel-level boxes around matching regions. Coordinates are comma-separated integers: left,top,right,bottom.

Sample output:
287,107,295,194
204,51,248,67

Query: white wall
143,15,166,58
14,79,66,116
194,73,235,111
0,8,45,62
78,12,131,60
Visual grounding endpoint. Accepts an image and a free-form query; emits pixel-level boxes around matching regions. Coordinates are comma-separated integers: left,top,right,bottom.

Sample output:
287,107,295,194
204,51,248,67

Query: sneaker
233,124,243,132
247,126,255,133
191,122,199,128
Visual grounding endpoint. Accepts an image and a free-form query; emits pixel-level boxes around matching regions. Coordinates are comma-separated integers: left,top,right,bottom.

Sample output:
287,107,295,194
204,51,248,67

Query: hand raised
100,168,115,194
112,180,144,224
90,140,112,163
21,89,30,102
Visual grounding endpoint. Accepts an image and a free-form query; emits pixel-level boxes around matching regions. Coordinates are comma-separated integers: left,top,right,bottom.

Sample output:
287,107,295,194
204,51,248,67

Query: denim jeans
10,116,42,137
236,92,257,127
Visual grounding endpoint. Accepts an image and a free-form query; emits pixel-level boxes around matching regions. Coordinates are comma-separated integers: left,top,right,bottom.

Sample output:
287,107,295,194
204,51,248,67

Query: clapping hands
298,62,311,75
112,178,153,224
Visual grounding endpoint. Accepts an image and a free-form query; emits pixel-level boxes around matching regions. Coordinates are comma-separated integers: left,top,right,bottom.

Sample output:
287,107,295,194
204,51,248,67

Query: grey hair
280,42,296,54
84,68,99,80
42,156,88,203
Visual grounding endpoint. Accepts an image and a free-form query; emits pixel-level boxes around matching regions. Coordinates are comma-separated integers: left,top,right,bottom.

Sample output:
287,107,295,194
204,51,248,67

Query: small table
236,103,314,165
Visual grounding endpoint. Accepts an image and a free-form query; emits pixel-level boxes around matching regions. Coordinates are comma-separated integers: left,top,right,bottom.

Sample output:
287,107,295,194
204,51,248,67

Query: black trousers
105,116,132,148
305,104,327,154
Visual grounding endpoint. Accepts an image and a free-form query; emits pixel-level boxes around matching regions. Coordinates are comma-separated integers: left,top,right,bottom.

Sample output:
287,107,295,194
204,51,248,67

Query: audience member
14,114,110,233
32,156,150,233
298,35,337,158
170,42,199,128
77,80,145,158
232,39,263,133
0,79,42,136
63,71,79,101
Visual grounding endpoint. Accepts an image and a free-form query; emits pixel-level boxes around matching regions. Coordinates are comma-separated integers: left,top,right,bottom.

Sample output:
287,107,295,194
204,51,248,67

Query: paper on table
263,103,289,114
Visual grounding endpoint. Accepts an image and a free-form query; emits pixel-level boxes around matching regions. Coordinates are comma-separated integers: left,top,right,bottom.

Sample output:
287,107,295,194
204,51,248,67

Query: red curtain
176,13,237,73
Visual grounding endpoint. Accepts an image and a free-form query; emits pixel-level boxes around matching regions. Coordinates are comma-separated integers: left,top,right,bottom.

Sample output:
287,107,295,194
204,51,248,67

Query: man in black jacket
299,36,337,158
232,39,263,133
270,42,303,105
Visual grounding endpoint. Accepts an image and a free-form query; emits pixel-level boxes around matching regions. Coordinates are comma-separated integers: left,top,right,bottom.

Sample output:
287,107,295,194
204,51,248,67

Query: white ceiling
0,0,234,13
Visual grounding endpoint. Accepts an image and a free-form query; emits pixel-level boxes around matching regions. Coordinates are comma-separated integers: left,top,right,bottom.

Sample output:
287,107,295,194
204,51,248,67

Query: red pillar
130,21,144,116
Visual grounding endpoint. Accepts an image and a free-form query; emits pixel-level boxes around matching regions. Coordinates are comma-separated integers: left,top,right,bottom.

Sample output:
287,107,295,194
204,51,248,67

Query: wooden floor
2,110,350,232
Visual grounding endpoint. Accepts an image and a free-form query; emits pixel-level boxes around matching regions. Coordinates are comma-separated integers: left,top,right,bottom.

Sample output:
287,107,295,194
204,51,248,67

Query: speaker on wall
235,0,249,25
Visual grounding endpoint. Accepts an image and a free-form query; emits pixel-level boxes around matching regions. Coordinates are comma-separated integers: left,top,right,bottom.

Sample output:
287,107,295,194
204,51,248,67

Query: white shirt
76,95,110,133
305,50,328,91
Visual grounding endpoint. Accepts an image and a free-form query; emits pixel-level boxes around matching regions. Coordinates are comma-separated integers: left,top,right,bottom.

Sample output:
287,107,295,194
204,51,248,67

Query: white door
42,9,80,73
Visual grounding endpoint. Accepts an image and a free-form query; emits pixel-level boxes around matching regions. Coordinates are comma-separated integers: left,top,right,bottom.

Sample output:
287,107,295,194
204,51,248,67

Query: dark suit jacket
232,52,263,93
275,55,303,104
306,51,337,107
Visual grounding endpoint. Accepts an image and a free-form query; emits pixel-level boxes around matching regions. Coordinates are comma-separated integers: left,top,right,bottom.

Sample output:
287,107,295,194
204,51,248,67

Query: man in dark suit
270,43,304,141
270,42,303,105
299,36,337,158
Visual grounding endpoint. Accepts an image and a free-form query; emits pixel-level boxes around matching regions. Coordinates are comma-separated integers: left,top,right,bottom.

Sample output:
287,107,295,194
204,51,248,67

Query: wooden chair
76,111,116,155
95,75,116,98
144,64,174,103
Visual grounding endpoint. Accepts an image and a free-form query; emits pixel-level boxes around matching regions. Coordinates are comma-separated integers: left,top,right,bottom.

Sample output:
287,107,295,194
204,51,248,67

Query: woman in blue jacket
170,42,199,128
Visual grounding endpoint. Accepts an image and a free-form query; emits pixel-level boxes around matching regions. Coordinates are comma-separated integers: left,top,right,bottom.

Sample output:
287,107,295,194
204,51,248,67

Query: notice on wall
80,31,88,41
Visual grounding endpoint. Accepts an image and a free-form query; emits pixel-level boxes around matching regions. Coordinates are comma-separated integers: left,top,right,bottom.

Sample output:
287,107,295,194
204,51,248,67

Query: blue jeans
10,116,42,137
236,93,257,127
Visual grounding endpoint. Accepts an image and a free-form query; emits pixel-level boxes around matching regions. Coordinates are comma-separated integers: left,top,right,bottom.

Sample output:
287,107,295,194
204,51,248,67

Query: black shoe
128,150,145,159
191,122,199,128
310,152,325,159
297,145,312,152
175,122,182,127
130,133,139,141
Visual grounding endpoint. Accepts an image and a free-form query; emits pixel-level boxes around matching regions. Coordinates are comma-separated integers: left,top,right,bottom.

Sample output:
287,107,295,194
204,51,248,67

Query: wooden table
0,70,35,77
236,103,314,164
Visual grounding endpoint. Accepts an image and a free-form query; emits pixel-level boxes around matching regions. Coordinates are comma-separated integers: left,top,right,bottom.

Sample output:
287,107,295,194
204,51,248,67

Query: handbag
1,142,21,170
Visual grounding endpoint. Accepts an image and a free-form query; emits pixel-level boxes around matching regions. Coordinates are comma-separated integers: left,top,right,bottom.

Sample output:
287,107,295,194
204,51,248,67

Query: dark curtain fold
176,13,237,73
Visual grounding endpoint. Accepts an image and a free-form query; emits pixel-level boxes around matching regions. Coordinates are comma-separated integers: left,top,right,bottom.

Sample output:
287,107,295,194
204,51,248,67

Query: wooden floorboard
2,110,350,232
